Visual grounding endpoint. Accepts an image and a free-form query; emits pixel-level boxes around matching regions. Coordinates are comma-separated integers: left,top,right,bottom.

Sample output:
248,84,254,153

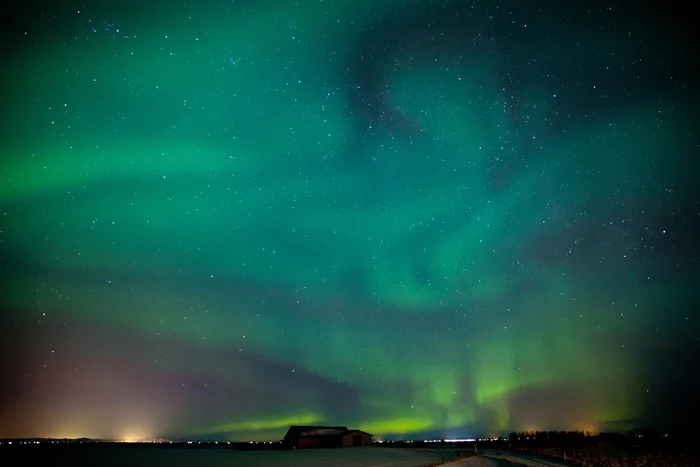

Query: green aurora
1,0,698,441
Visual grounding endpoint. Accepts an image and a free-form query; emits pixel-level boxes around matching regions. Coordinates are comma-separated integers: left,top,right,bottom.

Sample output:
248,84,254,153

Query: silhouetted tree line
508,430,598,442
506,429,694,453
508,429,678,443
503,429,698,466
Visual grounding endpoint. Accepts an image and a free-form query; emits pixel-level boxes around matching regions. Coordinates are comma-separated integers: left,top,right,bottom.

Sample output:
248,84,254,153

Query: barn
283,425,373,449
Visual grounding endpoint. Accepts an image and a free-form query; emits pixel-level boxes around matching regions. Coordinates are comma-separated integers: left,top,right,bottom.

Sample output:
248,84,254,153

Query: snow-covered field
472,447,700,467
17,446,590,466
219,447,451,466
24,446,460,467
447,451,571,467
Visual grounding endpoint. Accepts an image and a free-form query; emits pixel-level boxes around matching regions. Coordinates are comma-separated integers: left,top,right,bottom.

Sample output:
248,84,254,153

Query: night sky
1,0,698,442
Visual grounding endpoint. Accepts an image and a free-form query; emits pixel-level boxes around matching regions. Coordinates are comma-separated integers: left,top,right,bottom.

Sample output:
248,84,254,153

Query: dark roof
284,425,348,440
283,426,373,440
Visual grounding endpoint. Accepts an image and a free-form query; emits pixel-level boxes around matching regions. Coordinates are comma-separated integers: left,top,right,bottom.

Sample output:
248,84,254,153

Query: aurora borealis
1,0,698,442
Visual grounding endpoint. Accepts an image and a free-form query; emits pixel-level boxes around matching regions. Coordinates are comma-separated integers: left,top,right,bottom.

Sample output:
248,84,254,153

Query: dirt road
447,450,572,467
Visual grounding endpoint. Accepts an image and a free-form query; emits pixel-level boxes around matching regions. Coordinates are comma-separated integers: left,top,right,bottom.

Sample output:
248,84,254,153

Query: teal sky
1,0,698,441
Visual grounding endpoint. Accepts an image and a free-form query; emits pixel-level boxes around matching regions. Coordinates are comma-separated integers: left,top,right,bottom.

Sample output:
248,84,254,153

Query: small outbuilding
283,425,373,449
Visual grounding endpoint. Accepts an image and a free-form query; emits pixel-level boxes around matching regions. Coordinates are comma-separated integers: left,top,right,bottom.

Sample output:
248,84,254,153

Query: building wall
291,431,372,449
298,437,319,449
342,432,372,447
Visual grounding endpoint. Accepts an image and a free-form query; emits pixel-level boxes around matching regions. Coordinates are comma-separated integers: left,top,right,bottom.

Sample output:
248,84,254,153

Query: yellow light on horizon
119,428,152,443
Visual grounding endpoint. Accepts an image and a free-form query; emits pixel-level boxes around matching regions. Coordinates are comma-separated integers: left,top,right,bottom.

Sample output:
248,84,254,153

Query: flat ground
13,445,458,467
448,450,571,467
8,445,579,466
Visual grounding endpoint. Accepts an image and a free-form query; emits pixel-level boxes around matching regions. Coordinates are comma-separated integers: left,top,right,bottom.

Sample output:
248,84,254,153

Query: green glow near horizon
197,412,324,436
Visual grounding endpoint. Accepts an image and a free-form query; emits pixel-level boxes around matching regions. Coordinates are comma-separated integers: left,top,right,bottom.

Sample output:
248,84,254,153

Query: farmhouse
283,425,373,449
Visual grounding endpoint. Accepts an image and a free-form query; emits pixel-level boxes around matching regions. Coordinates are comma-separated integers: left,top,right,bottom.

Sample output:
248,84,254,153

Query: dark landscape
3,431,699,466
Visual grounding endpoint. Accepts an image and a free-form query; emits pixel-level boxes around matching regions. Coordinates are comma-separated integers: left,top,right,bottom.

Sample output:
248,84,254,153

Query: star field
0,0,698,442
